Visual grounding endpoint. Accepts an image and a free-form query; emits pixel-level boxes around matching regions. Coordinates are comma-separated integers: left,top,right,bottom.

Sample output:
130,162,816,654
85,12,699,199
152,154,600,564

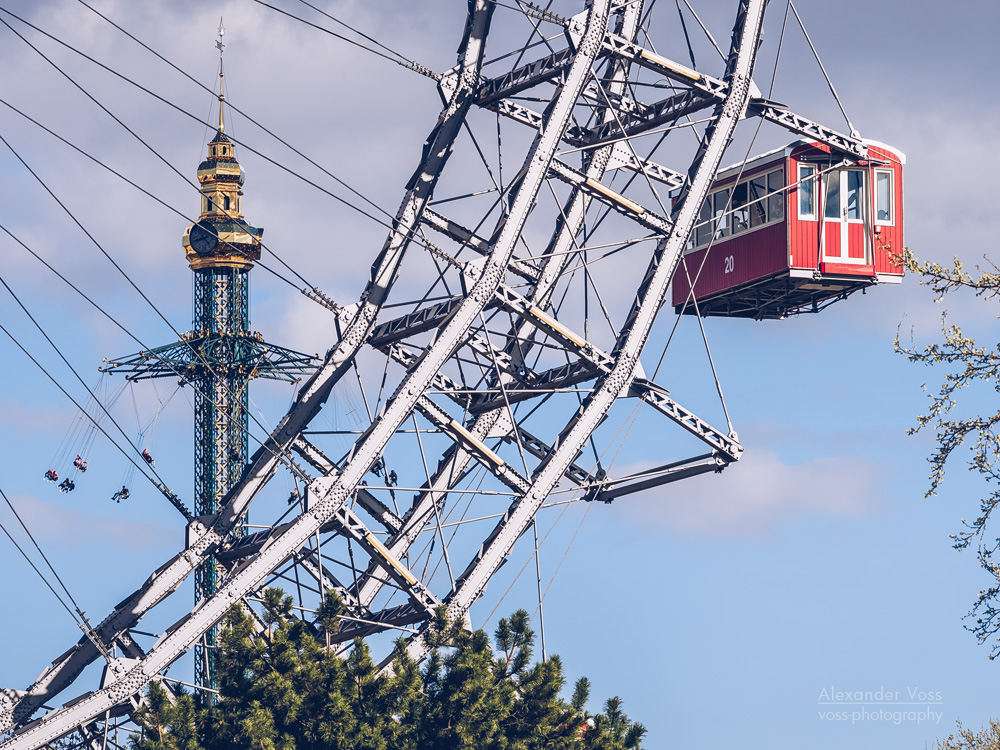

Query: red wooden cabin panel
868,144,905,275
673,222,787,306
822,222,842,261
847,223,866,261
788,166,820,271
819,222,867,263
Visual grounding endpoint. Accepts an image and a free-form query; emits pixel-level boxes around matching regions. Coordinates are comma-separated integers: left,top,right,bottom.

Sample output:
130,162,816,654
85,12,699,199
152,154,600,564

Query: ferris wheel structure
0,1,872,747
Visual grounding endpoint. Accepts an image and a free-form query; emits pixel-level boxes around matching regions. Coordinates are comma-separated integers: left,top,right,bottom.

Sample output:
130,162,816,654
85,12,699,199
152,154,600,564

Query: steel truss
0,2,866,747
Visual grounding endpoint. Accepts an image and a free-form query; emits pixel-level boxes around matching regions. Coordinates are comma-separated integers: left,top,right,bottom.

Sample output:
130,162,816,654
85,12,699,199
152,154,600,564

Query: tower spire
181,20,261,272
216,18,226,133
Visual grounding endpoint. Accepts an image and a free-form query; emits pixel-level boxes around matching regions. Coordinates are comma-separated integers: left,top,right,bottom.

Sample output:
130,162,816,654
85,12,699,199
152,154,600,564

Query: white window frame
845,169,865,224
824,169,866,225
797,164,817,220
688,166,786,251
873,168,894,226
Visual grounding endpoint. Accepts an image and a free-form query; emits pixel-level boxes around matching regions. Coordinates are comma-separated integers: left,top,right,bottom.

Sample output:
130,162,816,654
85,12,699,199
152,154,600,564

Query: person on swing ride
287,489,299,505
44,469,57,483
112,486,130,503
58,478,75,493
73,455,88,472
141,449,154,467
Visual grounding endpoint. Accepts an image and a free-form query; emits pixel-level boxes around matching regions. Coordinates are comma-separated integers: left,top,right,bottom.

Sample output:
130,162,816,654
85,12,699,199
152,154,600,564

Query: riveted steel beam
592,453,724,502
291,436,403,533
629,378,742,461
0,1,500,741
415,396,532,493
548,158,673,234
748,100,867,158
478,47,575,104
397,0,768,667
420,209,541,282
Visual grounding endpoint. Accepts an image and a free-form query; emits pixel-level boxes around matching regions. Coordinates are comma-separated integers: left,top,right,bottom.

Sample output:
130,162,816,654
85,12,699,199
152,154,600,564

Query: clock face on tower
190,221,219,256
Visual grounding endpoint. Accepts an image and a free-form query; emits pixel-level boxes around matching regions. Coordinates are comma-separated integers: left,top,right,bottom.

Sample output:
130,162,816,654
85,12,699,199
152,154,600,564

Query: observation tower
102,25,316,693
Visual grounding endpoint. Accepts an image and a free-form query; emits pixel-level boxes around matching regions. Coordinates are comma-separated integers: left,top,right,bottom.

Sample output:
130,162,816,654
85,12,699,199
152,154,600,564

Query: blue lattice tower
103,53,315,694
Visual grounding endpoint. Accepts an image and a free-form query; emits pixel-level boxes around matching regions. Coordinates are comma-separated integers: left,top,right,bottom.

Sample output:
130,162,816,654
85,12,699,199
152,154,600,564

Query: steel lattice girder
0,2,499,740
478,24,866,158
0,1,793,746
103,336,316,383
399,0,769,662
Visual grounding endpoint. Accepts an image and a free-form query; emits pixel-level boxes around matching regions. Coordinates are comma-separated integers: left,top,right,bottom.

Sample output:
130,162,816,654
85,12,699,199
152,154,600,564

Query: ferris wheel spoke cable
0,271,179,500
517,0,569,57
543,182,618,338
559,121,676,251
678,0,726,63
484,399,645,629
481,31,565,71
249,0,440,80
0,97,306,297
509,385,652,629
0,13,321,297
461,119,505,201
586,72,671,218
290,0,408,58
0,136,314,492
787,0,857,137
653,2,791,383
6,498,151,684
69,0,405,225
0,5,438,296
0,319,189,521
674,0,697,69
0,487,111,661
0,209,307,501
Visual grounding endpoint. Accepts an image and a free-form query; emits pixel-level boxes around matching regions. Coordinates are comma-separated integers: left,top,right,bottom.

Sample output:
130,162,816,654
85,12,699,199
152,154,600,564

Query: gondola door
822,168,867,264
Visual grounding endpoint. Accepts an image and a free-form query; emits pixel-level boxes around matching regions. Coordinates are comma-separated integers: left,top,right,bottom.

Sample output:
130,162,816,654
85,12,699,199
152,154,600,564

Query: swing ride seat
670,139,905,320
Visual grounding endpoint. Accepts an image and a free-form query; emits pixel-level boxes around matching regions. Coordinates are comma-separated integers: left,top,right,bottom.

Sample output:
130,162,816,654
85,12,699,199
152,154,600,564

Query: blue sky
0,1,997,748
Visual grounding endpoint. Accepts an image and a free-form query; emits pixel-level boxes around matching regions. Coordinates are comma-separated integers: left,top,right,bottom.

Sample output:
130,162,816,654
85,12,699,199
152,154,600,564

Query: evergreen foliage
128,591,645,750
896,250,1000,657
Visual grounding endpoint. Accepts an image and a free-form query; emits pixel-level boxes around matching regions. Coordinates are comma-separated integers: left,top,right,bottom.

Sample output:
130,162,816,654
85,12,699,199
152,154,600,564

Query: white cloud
618,447,887,538
4,491,177,553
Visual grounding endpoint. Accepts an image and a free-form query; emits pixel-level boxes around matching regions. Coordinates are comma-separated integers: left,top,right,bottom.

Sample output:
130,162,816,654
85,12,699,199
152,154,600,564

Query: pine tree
130,681,202,750
316,590,345,650
137,590,645,749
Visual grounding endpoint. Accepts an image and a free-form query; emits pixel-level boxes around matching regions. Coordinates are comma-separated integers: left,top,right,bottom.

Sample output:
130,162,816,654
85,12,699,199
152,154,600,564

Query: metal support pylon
101,43,316,694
